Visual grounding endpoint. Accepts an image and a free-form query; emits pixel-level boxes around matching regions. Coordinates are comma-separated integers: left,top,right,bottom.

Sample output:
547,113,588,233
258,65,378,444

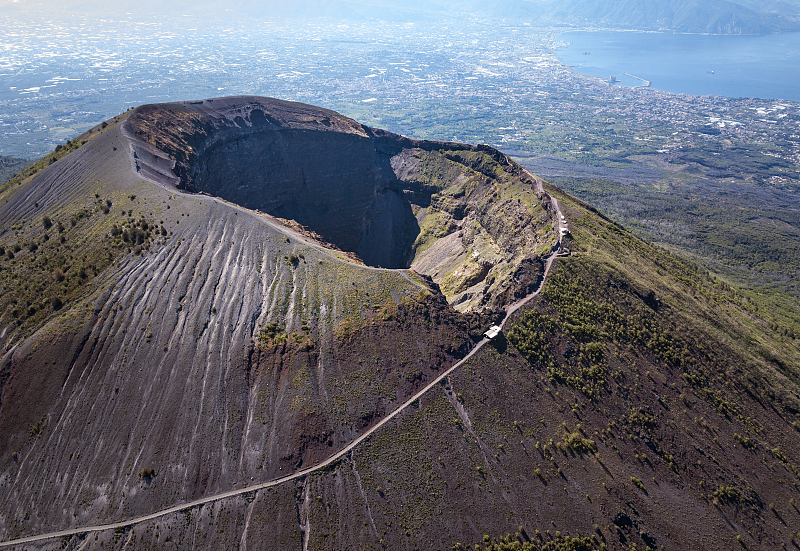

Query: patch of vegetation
257,321,288,347
509,210,798,417
454,529,601,551
0,200,162,335
712,485,740,503
416,149,480,191
558,428,597,455
628,408,657,429
28,416,45,438
507,310,556,368
733,433,757,450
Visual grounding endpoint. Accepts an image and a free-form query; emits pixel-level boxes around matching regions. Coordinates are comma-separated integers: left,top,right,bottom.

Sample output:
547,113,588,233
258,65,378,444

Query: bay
556,31,800,102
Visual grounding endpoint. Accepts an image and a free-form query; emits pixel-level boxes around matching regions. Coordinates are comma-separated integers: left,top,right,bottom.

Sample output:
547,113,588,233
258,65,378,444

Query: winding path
0,170,566,549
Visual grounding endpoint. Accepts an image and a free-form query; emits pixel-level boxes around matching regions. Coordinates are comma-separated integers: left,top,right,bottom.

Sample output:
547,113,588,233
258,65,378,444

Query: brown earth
0,98,798,551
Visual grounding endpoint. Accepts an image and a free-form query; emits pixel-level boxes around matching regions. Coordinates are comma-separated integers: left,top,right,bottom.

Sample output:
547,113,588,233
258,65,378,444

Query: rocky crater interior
197,127,420,269
124,96,557,311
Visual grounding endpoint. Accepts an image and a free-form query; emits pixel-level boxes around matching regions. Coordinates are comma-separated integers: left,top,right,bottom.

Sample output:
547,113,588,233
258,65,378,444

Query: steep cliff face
395,147,553,311
123,97,557,309
125,99,414,268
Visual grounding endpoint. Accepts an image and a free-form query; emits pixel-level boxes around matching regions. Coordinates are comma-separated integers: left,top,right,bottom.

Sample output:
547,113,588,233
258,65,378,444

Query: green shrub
713,485,740,503
258,321,287,347
29,417,45,437
583,342,604,363
560,431,597,455
733,433,756,450
628,408,657,428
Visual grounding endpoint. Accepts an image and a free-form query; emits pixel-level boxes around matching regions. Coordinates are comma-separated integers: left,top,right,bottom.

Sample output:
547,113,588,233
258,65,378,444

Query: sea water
557,31,800,102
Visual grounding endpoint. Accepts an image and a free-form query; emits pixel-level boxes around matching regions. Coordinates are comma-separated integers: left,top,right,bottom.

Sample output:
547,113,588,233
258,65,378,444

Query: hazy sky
0,0,541,20
2,0,798,32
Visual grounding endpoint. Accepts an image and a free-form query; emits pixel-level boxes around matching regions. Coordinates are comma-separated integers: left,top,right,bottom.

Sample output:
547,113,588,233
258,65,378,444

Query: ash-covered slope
0,97,551,544
1,97,799,551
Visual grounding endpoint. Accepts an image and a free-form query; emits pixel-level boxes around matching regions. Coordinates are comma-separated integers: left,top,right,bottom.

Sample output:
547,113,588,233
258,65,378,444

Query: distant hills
544,0,800,34
12,0,800,33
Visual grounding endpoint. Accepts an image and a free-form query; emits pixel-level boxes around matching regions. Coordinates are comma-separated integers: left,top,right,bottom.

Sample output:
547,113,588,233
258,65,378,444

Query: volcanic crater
123,96,556,311
2,96,800,551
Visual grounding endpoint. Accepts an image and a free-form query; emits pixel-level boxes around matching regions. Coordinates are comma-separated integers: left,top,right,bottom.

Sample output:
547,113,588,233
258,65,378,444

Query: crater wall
122,96,557,310
194,128,417,268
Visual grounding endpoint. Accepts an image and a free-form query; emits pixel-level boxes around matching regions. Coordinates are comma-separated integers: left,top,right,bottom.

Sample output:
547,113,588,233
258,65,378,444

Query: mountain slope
0,98,799,550
0,97,553,544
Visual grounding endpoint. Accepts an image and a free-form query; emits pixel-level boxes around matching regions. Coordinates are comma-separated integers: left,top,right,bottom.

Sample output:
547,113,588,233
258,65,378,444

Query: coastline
555,30,800,101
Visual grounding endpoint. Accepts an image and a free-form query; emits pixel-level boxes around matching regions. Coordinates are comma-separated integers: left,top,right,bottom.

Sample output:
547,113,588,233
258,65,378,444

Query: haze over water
557,31,800,102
